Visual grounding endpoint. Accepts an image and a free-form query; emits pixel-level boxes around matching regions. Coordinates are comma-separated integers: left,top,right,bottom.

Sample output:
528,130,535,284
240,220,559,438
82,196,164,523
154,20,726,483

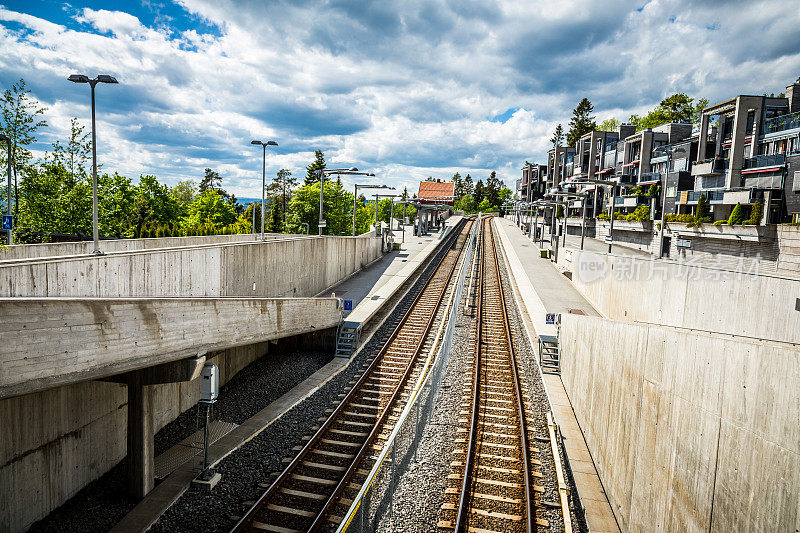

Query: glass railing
687,190,725,203
743,153,786,169
763,111,800,134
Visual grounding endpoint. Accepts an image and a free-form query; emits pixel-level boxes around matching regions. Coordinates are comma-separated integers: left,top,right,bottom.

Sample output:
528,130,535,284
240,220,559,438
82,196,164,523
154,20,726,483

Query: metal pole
202,403,210,475
318,172,325,236
562,202,567,247
5,138,11,245
580,194,587,250
261,145,266,240
374,193,379,234
389,197,395,234
252,202,256,237
659,152,670,258
608,184,616,253
352,184,358,236
90,82,100,254
402,203,406,243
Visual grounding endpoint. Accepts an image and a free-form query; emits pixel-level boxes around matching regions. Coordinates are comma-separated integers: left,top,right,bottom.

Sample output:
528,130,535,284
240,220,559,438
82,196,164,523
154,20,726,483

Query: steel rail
308,219,474,531
454,217,535,532
232,218,468,533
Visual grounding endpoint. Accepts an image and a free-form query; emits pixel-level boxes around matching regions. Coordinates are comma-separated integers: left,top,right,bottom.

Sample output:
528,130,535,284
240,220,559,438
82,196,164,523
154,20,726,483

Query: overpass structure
0,232,384,532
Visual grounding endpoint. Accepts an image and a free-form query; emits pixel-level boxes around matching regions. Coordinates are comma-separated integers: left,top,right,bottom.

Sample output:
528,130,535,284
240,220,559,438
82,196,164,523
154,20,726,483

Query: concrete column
729,97,754,188
588,133,598,179
127,374,154,499
698,114,709,161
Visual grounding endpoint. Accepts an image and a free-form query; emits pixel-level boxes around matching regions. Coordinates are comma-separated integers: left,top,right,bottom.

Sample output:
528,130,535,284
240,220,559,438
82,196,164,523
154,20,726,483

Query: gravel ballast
375,221,589,532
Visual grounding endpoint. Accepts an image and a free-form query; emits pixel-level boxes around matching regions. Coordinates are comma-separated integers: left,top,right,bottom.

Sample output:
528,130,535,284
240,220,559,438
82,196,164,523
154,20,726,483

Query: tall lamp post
353,183,392,236
250,140,278,240
68,74,118,255
653,146,685,258
314,168,372,235
0,134,11,245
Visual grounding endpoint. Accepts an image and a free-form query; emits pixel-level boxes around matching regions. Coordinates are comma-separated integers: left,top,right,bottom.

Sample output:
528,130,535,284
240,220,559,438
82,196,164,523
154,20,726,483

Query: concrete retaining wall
0,233,290,261
560,314,800,532
568,249,800,344
0,297,342,399
778,225,800,272
0,340,270,533
0,235,383,298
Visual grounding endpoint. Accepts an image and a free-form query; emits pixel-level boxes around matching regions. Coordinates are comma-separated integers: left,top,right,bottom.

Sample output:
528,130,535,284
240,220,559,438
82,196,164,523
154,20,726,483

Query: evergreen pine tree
728,203,744,225
747,201,763,225
566,98,597,146
474,180,485,204
550,124,564,148
305,150,326,186
464,174,474,197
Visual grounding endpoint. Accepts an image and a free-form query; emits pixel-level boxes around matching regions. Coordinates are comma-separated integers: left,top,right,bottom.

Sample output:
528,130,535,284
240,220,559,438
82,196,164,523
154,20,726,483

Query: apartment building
546,145,576,191
692,78,800,222
519,162,547,202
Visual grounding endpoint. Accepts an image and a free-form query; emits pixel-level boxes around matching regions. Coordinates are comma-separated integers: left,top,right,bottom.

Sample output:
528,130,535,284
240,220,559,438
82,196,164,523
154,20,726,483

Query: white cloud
1,0,799,198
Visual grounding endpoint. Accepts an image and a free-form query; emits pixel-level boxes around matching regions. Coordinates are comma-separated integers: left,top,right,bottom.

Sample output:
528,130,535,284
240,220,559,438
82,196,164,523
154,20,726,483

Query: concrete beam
102,355,207,385
0,297,342,399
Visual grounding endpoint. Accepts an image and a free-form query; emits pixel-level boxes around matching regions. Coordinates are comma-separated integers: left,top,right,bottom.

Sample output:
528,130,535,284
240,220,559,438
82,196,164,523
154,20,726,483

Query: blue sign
545,313,556,325
1,215,12,231
343,300,353,311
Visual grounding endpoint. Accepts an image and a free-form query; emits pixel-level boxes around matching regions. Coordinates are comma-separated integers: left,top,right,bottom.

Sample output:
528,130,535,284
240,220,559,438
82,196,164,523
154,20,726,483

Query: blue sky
1,0,800,197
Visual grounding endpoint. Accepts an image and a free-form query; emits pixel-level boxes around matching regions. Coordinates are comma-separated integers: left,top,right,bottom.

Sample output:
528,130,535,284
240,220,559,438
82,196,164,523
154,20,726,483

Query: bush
728,202,744,225
713,220,726,226
747,201,763,225
556,205,564,219
666,213,695,223
625,205,650,222
597,212,610,221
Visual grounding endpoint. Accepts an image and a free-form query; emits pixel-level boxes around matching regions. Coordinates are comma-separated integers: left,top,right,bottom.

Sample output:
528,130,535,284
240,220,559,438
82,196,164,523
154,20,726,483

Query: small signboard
676,238,692,248
343,299,352,311
1,214,12,231
318,219,327,228
546,313,556,325
604,235,613,243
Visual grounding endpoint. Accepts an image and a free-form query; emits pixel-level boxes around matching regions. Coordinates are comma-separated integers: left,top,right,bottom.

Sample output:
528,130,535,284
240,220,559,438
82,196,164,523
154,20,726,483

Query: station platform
112,219,459,533
493,216,621,533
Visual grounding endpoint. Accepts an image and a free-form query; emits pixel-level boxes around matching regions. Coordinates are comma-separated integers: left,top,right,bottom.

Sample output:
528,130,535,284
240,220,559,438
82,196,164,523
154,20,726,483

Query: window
667,186,677,197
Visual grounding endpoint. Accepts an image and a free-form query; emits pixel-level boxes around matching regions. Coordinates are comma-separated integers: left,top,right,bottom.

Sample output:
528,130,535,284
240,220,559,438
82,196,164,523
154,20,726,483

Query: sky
1,0,799,198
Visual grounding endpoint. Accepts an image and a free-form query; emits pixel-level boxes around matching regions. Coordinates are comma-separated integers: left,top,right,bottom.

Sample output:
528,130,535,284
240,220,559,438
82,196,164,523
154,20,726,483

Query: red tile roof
418,181,455,203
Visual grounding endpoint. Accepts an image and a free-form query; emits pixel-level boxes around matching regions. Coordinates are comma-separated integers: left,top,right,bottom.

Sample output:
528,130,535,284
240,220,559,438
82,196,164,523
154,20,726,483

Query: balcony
687,190,725,204
691,158,728,176
639,172,661,184
742,153,785,169
763,110,800,135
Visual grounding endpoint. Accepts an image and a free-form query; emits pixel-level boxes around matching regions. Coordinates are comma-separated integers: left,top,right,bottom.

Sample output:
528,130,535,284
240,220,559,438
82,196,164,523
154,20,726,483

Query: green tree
728,203,744,225
478,198,493,212
455,194,476,213
98,173,135,238
692,193,710,226
599,118,620,132
474,179,485,204
305,150,326,186
130,175,181,237
275,168,296,230
51,117,91,182
485,171,502,207
200,168,222,192
0,78,48,213
286,179,354,235
463,174,474,197
185,189,237,229
550,123,565,147
633,94,708,130
566,98,596,146
452,172,463,200
171,180,197,213
747,200,763,225
266,198,282,233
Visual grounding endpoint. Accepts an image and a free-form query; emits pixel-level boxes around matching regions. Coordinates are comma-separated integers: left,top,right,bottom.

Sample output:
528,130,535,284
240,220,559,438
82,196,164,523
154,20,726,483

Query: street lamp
353,183,393,236
314,168,371,235
68,73,118,255
0,133,11,245
250,140,278,240
653,146,686,258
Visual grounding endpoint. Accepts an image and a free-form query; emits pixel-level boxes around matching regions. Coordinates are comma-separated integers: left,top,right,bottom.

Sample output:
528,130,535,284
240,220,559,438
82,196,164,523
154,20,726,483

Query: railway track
232,218,474,533
439,216,550,532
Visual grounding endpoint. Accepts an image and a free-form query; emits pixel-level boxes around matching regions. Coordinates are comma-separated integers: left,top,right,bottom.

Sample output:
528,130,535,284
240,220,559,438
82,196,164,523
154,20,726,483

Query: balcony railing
639,172,661,183
691,157,728,176
743,153,786,169
763,110,800,135
687,190,725,203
